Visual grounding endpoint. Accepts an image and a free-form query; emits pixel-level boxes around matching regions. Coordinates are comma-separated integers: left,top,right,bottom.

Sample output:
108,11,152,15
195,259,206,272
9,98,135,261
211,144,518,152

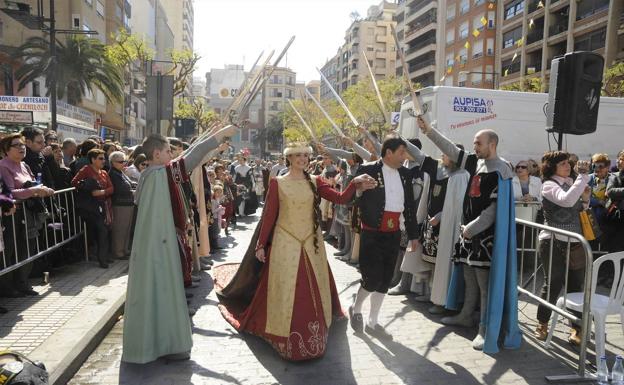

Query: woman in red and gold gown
214,143,376,361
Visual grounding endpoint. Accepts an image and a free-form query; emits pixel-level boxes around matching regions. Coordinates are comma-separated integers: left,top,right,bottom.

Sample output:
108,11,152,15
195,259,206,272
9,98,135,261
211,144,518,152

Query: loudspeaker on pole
546,51,604,136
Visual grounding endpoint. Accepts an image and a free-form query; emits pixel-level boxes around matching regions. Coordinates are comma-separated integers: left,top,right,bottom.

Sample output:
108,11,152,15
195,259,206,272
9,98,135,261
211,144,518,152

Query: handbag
579,209,601,241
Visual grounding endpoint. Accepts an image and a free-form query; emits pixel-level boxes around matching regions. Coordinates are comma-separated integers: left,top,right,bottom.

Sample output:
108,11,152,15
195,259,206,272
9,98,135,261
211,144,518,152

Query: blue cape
445,174,523,354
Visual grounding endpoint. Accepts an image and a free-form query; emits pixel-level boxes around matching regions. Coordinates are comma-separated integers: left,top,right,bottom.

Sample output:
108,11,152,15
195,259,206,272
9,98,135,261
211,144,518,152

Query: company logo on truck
452,96,493,114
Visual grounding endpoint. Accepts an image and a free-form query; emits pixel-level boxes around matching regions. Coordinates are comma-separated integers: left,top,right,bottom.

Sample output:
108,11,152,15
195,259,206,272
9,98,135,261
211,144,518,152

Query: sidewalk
0,260,128,385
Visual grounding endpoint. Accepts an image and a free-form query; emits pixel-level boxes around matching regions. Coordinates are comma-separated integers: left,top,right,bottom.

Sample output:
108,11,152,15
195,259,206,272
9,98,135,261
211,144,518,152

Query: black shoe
348,305,363,333
20,288,39,296
0,306,7,314
162,352,190,361
365,324,393,340
99,262,109,268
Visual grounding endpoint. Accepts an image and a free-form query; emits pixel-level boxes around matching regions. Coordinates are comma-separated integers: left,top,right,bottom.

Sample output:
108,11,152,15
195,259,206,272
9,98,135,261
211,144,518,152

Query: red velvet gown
215,175,356,361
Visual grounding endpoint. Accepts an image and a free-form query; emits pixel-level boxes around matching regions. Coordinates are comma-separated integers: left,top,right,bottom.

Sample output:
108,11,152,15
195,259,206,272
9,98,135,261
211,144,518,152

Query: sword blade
391,25,423,116
362,50,389,123
287,99,317,141
305,88,344,137
316,67,359,127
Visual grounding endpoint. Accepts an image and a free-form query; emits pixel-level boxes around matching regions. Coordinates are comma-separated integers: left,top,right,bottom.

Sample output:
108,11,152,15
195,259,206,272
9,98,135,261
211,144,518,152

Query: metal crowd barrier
515,218,594,383
0,187,87,277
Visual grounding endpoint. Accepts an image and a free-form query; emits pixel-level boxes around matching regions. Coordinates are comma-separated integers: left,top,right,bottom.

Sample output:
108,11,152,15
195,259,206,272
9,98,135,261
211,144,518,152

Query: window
471,72,482,85
96,0,104,17
473,39,484,58
376,59,386,68
504,0,524,20
459,22,469,40
446,28,455,44
576,0,610,20
115,4,122,19
503,26,522,49
269,101,279,111
271,75,282,84
574,28,606,51
446,52,455,67
0,19,3,42
486,38,494,55
367,45,374,51
488,11,496,28
460,0,469,14
447,4,456,21
458,72,467,87
474,15,485,31
271,88,282,98
287,89,293,99
32,81,40,97
459,48,468,64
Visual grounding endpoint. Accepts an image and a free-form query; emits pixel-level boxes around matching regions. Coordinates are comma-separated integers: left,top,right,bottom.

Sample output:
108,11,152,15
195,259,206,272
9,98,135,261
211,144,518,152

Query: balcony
526,30,544,45
405,36,436,56
407,0,434,19
527,0,545,14
549,22,568,37
408,57,436,73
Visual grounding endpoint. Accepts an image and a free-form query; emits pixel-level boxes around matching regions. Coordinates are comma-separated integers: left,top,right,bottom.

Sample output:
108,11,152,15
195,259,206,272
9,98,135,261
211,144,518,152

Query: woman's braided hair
303,170,322,253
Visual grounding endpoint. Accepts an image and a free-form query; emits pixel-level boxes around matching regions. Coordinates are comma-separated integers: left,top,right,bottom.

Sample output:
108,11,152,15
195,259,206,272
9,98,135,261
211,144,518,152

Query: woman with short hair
109,151,136,260
71,149,114,268
0,133,53,297
534,151,590,345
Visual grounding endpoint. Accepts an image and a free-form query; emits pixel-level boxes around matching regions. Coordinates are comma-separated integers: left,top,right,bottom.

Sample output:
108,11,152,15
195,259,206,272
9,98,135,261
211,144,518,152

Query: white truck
398,86,623,165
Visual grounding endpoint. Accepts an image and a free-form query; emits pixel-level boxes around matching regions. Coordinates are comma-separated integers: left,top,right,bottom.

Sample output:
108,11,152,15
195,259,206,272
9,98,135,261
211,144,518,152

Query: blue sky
194,0,382,82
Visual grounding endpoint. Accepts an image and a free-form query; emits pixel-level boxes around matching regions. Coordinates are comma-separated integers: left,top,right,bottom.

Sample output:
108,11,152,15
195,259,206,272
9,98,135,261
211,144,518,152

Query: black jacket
607,170,624,210
355,160,419,240
23,147,55,190
109,168,135,206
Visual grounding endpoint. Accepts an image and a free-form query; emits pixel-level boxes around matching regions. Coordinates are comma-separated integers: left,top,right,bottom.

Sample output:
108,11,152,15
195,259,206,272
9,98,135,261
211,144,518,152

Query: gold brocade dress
215,175,356,361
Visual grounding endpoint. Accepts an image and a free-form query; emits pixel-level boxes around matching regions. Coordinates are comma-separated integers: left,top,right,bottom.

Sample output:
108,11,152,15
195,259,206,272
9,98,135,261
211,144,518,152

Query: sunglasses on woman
516,165,528,170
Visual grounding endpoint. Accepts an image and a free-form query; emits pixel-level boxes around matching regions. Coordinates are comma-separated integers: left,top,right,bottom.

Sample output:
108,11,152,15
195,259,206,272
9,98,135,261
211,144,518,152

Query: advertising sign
0,110,34,124
0,96,49,112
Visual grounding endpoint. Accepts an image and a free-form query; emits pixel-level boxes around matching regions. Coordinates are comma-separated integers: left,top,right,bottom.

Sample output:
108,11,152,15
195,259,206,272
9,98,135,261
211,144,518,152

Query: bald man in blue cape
417,116,522,353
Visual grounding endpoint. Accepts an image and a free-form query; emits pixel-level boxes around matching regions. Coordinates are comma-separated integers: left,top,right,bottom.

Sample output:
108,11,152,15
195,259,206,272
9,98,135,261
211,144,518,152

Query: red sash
361,211,401,233
166,159,193,287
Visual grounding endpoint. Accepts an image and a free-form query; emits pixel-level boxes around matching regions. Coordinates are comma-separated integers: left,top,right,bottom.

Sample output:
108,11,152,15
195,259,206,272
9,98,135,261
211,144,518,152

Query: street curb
29,263,128,385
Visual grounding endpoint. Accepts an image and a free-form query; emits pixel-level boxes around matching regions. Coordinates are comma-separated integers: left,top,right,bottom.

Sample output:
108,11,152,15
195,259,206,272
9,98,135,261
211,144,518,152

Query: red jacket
71,165,114,201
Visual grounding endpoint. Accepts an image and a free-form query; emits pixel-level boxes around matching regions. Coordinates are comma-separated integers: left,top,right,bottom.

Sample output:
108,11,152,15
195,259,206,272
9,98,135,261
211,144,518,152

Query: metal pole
49,0,57,131
156,72,162,135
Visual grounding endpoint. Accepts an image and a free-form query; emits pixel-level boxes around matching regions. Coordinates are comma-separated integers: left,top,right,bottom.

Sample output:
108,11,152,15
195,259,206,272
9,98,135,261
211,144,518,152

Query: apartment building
497,0,623,89
439,0,497,88
321,1,397,97
395,0,441,87
205,64,263,154
295,80,321,101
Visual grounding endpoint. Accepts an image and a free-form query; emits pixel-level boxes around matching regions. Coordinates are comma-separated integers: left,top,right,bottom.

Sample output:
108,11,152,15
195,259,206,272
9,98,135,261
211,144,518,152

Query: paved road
69,213,622,385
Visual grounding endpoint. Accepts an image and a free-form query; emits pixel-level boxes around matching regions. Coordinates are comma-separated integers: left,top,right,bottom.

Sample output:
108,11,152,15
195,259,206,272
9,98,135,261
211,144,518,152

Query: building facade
439,0,497,88
321,1,397,97
497,0,623,89
261,66,296,155
395,0,440,87
205,64,263,154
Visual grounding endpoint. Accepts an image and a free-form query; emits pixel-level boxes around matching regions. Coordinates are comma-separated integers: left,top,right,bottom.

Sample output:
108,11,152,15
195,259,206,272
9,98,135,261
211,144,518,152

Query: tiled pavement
68,213,624,385
0,260,128,356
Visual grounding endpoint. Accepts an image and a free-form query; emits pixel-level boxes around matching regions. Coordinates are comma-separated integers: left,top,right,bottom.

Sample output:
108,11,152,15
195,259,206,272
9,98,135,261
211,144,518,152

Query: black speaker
546,51,604,135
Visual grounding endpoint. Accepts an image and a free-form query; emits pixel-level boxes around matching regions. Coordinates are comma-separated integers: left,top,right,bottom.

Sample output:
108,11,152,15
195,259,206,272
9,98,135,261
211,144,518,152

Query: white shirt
382,162,404,212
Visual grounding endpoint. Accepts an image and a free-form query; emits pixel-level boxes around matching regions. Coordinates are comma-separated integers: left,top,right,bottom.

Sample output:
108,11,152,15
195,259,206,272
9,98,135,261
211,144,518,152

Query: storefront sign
56,101,95,126
0,110,34,124
0,96,49,111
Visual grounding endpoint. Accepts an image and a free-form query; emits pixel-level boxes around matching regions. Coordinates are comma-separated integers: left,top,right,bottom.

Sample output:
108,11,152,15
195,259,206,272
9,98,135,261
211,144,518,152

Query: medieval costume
214,145,358,361
424,125,521,353
398,141,469,308
350,156,419,338
122,133,225,364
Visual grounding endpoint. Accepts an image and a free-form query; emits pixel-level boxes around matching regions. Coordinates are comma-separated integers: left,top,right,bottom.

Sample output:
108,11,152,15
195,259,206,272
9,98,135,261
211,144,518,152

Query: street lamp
458,70,499,89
